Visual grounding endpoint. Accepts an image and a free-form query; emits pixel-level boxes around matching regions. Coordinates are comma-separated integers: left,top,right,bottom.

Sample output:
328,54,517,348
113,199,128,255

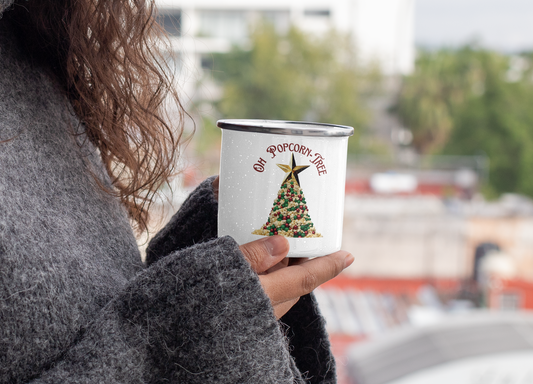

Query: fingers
239,238,353,319
272,297,300,319
239,236,290,274
262,251,354,304
264,257,289,274
288,257,308,266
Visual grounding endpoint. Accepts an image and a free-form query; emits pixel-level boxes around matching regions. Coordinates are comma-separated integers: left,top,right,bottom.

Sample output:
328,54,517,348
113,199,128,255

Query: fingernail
344,254,355,268
263,236,288,258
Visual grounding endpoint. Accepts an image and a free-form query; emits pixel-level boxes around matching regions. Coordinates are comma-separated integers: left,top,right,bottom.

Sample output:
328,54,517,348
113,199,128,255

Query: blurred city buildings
342,161,533,281
318,180,533,383
341,157,533,281
317,276,533,384
156,0,415,100
151,2,533,383
346,311,533,384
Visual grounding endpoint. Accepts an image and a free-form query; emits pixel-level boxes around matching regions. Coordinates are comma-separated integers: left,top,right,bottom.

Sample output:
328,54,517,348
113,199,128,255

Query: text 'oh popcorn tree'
252,153,322,238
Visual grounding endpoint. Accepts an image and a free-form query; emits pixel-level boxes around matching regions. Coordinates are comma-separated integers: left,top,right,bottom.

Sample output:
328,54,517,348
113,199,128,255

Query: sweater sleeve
146,178,338,383
0,0,14,16
30,236,305,384
145,176,219,265
280,294,337,384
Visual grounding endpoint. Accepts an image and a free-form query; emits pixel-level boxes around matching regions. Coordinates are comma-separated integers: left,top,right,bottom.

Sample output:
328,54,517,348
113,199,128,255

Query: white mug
217,119,353,257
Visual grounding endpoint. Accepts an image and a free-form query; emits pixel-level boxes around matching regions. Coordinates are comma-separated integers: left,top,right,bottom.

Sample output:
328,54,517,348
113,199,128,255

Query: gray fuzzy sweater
0,3,335,383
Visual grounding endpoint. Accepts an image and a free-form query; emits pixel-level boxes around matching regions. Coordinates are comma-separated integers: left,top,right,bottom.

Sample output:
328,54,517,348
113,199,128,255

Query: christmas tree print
252,153,322,238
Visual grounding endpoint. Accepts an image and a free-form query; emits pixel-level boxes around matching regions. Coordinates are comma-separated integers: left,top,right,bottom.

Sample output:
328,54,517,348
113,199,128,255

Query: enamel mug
217,119,353,257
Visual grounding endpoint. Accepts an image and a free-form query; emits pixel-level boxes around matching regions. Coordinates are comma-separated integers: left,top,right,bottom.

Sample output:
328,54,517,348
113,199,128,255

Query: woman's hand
215,176,353,317
239,236,354,319
212,176,219,201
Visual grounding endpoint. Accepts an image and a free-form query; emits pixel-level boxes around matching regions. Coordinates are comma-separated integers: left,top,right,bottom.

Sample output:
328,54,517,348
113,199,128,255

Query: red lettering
311,153,324,164
253,157,267,172
266,145,277,159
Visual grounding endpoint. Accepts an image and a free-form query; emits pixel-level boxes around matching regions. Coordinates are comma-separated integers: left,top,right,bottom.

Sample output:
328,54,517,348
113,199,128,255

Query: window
497,292,521,311
260,10,290,33
198,10,247,43
303,9,331,17
159,10,182,36
200,54,214,71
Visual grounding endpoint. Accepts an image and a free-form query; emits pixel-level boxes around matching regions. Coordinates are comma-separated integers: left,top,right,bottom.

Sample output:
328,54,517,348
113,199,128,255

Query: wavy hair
9,0,185,233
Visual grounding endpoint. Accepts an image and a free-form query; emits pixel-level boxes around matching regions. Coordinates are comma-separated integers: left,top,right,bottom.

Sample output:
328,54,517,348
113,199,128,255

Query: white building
156,0,415,97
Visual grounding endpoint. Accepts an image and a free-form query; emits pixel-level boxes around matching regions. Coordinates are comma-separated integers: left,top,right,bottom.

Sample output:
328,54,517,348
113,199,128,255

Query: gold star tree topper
277,153,310,187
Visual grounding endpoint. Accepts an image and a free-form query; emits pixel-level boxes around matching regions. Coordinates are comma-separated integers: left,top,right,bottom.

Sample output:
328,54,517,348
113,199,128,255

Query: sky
415,0,533,52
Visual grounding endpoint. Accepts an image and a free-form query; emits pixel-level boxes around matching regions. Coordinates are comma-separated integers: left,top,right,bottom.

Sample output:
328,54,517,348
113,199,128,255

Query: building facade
156,0,415,97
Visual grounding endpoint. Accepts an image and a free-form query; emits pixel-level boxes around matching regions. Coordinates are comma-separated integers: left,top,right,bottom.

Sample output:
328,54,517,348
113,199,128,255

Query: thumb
239,236,289,273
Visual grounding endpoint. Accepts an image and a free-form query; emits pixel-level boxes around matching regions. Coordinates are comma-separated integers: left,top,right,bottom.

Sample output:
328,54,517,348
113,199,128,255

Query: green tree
443,50,533,196
199,23,379,154
395,45,533,196
394,46,487,154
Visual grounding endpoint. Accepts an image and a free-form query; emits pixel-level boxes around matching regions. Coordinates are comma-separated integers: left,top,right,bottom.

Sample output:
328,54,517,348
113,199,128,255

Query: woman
0,0,353,383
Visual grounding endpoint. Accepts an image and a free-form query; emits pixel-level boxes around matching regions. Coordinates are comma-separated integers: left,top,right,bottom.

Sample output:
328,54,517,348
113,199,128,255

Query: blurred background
152,0,533,383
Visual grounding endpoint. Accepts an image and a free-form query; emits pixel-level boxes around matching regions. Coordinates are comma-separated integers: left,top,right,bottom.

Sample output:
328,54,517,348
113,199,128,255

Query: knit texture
147,178,337,383
0,0,13,15
145,177,219,265
0,10,336,384
281,295,337,383
31,238,300,384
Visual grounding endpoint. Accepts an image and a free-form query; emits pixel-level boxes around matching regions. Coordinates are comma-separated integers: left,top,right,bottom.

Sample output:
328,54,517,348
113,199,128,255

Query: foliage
394,46,486,154
395,46,533,196
198,23,380,155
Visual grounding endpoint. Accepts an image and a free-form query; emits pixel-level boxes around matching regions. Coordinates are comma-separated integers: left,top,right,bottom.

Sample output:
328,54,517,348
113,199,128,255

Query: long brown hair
9,0,185,233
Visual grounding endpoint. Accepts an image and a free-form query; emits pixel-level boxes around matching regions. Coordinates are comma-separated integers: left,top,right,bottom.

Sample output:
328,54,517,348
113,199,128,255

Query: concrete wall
342,195,467,278
466,217,533,282
341,195,533,281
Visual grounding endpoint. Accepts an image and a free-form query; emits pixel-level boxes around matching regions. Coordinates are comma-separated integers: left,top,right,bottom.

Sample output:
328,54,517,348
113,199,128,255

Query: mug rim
217,119,354,137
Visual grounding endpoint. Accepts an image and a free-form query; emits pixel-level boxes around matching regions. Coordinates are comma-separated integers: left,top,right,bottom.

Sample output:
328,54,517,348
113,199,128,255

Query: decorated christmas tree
252,153,322,238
